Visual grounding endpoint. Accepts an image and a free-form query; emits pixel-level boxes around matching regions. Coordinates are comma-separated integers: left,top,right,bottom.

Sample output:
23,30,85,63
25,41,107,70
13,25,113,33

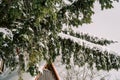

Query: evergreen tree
0,0,119,77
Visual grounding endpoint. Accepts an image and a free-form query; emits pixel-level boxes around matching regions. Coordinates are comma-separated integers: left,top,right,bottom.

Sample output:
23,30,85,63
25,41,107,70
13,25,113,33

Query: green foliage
0,0,119,78
59,37,120,70
62,29,117,46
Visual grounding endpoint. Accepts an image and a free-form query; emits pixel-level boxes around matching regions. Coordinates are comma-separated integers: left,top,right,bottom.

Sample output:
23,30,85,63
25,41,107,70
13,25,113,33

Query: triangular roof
35,63,60,80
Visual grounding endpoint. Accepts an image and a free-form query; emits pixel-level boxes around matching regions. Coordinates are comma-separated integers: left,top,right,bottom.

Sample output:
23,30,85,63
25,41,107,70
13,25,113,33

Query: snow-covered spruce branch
62,29,117,46
58,32,120,70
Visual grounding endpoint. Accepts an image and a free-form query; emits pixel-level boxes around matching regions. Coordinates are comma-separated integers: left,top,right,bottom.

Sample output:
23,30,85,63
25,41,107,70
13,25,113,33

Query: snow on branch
58,32,120,56
62,28,117,46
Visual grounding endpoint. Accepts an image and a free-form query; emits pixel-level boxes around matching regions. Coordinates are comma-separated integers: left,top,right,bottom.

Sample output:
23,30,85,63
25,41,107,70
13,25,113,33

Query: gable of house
35,63,60,80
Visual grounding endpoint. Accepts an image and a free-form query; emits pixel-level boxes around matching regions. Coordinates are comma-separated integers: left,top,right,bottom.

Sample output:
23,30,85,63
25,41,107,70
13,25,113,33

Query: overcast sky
77,2,120,80
78,2,120,54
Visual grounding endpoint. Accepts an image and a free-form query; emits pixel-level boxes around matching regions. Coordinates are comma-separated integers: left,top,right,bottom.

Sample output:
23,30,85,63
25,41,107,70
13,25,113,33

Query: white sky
78,2,120,53
77,2,120,80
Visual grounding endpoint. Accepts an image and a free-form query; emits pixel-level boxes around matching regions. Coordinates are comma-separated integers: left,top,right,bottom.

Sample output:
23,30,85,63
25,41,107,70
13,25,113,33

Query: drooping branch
62,29,117,46
59,33,120,70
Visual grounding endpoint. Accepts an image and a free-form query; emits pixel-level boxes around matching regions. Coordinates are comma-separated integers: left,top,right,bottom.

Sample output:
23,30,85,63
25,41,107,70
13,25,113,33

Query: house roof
35,63,60,80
